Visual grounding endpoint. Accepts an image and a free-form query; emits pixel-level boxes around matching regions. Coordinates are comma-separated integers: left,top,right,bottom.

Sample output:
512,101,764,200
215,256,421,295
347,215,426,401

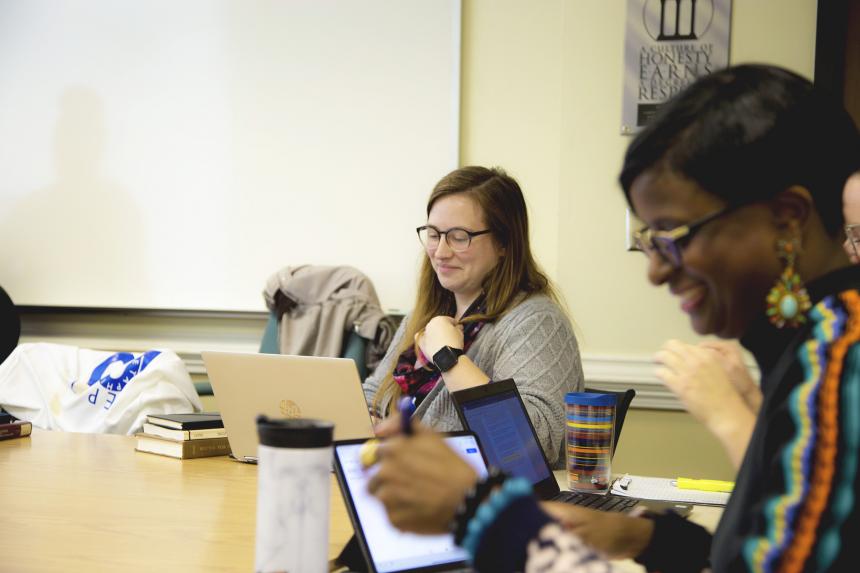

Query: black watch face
434,347,461,372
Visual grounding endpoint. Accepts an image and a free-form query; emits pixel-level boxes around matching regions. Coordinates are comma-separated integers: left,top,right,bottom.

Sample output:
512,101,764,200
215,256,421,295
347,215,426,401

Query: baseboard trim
581,354,681,410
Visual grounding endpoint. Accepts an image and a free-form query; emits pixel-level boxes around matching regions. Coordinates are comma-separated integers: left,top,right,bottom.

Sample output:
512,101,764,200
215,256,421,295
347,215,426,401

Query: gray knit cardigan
363,294,583,467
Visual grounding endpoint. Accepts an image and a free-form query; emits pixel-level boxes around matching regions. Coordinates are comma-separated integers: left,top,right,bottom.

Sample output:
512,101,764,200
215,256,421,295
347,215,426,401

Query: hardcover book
144,412,223,431
135,433,231,459
0,420,33,441
142,422,228,442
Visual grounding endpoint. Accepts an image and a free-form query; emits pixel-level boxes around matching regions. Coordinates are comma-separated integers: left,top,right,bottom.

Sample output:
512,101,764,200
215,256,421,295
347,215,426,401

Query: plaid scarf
393,296,486,404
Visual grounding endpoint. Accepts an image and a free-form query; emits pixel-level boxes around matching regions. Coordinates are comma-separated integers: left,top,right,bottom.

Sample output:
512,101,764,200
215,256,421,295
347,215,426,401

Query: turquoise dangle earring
765,238,811,328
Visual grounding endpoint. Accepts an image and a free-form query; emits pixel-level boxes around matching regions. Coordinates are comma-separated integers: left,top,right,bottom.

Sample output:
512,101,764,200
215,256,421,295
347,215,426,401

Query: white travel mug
254,416,334,573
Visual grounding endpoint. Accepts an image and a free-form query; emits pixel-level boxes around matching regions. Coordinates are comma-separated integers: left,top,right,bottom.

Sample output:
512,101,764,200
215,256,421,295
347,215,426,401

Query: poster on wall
621,0,732,134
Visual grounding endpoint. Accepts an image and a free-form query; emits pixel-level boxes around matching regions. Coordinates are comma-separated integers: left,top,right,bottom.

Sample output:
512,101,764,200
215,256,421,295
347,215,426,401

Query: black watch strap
433,346,464,372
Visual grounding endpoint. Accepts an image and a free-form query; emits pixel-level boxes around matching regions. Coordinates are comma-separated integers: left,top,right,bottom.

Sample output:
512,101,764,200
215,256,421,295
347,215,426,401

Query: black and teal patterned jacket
470,266,860,573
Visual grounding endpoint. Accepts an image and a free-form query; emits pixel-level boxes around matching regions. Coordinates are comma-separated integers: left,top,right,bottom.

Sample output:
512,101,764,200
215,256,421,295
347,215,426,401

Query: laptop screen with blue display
458,391,551,485
451,379,562,499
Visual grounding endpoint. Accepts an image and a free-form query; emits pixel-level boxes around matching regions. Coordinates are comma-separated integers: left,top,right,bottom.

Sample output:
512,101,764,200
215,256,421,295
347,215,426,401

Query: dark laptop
451,379,691,515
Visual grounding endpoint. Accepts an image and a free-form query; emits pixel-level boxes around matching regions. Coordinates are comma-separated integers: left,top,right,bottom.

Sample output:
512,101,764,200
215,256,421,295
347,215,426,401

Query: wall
613,409,736,481
460,0,564,282
460,0,817,478
461,0,818,355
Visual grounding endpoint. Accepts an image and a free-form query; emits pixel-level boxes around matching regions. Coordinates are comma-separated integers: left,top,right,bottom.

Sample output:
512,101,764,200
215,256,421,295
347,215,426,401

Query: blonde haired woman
364,166,582,465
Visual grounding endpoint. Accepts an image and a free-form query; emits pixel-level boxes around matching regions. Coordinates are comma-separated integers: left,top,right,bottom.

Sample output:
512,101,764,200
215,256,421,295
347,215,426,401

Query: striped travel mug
565,392,616,494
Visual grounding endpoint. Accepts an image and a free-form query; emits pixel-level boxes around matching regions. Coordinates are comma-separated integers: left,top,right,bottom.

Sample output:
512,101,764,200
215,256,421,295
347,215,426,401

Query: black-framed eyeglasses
846,224,860,259
632,206,734,268
416,225,491,252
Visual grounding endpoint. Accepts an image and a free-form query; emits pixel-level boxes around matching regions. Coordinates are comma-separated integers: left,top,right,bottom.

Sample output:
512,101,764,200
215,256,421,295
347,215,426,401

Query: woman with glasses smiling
545,65,860,573
363,166,583,466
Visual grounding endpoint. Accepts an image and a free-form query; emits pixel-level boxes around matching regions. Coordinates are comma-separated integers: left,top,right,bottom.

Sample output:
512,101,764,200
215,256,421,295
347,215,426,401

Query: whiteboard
0,0,460,312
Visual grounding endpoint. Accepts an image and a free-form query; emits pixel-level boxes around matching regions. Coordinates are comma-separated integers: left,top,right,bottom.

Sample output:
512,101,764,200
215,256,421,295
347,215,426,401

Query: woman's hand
415,316,464,359
654,339,756,469
367,423,478,534
540,502,654,559
697,340,762,414
415,315,488,391
654,340,749,431
373,410,414,438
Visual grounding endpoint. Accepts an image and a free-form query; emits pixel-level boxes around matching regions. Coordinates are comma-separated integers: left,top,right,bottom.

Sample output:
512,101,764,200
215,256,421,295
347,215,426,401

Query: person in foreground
658,169,860,470
369,65,860,573
674,169,860,473
364,166,583,466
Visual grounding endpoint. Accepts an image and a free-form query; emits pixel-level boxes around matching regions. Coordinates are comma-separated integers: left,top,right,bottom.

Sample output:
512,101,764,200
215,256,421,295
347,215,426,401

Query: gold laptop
201,351,375,462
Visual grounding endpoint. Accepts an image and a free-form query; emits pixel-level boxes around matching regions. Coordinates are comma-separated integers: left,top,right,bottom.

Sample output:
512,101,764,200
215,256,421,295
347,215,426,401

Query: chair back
259,312,280,355
258,310,368,378
583,387,636,457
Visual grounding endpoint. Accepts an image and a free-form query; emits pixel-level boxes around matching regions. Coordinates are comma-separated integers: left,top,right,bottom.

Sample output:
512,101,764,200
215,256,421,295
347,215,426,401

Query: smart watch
432,346,464,372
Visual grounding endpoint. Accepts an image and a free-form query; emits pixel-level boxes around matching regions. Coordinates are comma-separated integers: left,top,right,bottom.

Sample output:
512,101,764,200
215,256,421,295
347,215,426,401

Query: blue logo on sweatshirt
88,351,161,393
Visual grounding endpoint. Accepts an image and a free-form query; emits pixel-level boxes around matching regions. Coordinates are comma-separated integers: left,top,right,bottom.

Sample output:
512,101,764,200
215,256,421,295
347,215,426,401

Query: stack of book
135,413,231,459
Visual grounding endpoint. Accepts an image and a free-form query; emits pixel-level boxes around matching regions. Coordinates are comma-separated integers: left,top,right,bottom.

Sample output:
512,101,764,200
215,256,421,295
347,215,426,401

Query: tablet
333,433,487,573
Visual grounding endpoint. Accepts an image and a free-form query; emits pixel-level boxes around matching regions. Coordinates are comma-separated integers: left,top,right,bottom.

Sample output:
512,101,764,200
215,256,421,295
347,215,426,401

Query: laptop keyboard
552,490,640,512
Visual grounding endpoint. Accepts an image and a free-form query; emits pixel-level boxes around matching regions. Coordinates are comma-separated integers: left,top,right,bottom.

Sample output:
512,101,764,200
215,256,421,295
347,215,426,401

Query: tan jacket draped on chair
262,265,392,362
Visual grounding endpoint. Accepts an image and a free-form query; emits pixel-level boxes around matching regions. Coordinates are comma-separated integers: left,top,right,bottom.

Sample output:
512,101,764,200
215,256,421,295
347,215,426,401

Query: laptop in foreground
451,379,691,515
202,350,374,462
333,433,488,573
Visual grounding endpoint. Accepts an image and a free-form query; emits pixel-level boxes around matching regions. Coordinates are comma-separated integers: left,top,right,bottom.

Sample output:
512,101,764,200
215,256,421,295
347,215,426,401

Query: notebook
201,351,374,462
451,379,691,515
610,474,731,506
333,433,487,573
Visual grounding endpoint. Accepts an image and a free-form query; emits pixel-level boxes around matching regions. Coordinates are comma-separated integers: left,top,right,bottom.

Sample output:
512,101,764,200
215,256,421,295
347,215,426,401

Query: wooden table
0,430,353,572
0,430,721,572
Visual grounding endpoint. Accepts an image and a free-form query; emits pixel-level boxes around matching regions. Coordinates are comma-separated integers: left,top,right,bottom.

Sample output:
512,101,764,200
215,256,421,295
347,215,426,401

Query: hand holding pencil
360,396,416,468
364,400,478,534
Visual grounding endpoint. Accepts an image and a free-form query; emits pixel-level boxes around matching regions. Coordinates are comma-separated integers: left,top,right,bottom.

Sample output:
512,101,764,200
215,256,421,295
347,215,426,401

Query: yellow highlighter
675,477,735,493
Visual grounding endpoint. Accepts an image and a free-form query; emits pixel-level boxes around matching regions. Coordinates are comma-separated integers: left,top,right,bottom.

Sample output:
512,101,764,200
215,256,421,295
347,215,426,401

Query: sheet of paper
611,475,730,506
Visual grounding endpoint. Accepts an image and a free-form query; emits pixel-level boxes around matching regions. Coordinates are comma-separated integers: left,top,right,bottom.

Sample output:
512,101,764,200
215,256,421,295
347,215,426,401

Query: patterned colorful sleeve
523,522,614,573
743,291,860,572
471,497,611,573
472,496,711,572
